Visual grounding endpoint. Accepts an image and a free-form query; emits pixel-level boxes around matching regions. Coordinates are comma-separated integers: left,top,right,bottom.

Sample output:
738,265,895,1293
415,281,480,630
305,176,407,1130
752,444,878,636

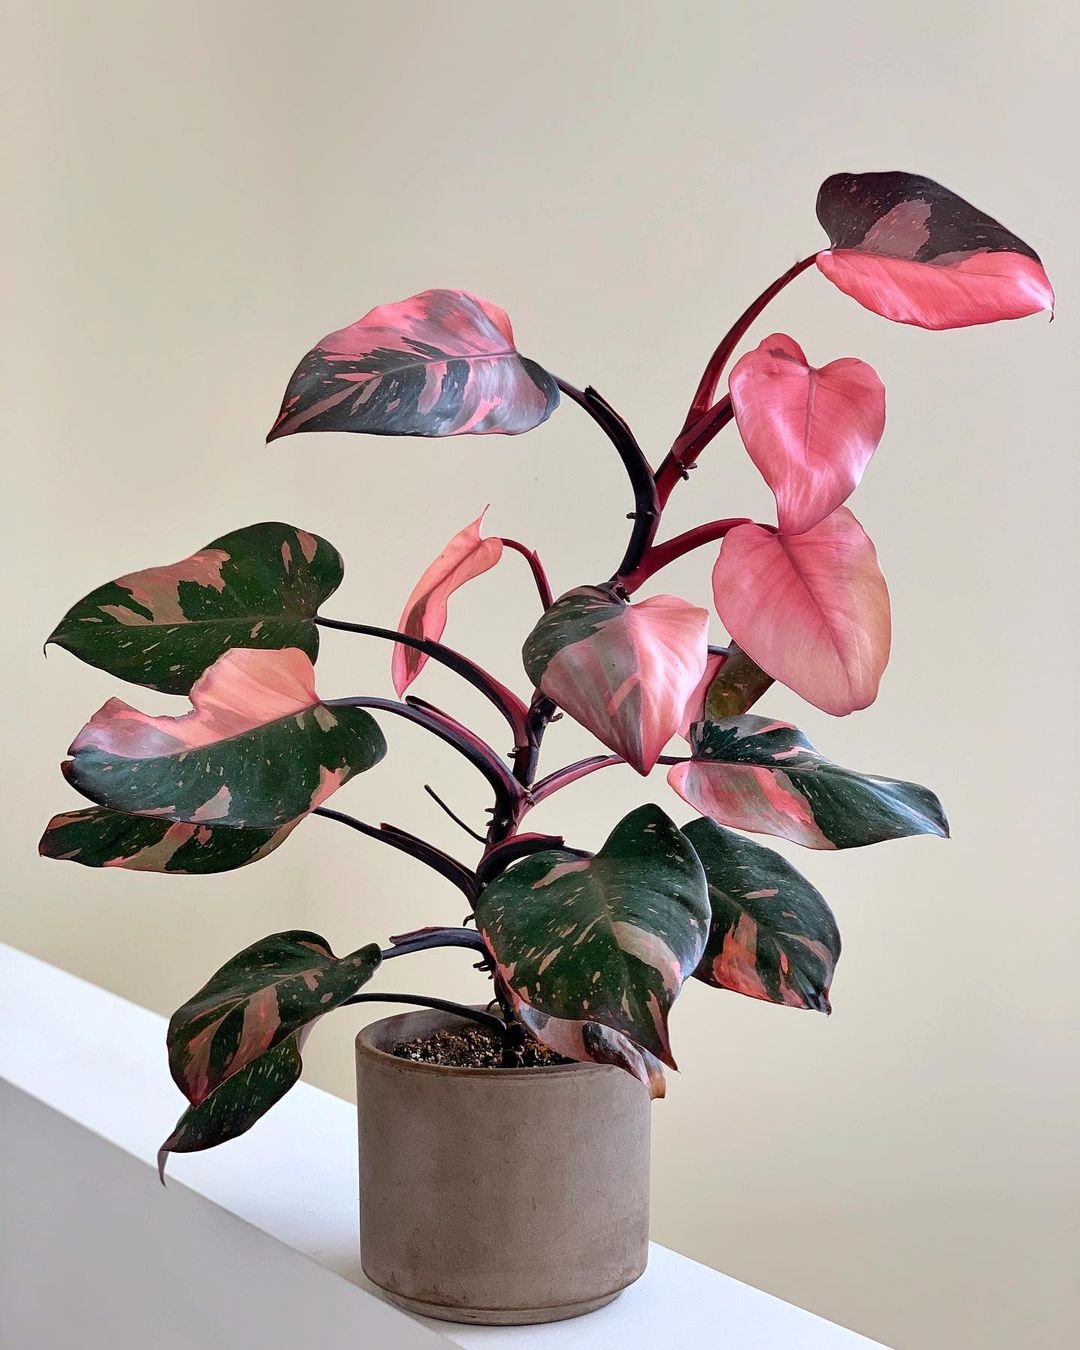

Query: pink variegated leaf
711,508,890,716
729,335,885,535
816,171,1054,329
668,716,948,850
39,806,298,874
511,998,666,1099
678,650,727,739
268,289,559,441
158,931,380,1177
392,512,503,695
476,805,709,1070
64,647,385,829
522,587,709,774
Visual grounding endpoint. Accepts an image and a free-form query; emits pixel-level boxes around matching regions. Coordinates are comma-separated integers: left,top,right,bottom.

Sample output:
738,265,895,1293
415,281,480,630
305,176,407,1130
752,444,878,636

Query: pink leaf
678,650,727,739
392,512,503,695
729,335,885,535
815,171,1054,329
711,509,891,716
522,588,710,774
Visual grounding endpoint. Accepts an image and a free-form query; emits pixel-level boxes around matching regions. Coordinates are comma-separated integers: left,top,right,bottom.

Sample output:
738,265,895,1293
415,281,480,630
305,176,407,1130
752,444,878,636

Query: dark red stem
499,538,554,610
313,807,477,900
619,517,756,594
341,992,506,1036
530,753,686,805
315,616,529,743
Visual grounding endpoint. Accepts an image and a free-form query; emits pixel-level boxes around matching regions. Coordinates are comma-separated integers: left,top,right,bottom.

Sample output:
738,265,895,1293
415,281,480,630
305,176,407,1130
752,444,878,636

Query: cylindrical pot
355,1007,651,1325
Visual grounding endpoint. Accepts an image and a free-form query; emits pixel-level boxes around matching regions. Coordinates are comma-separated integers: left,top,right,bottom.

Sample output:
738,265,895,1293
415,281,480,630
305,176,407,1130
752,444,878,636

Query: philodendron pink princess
40,170,1054,1176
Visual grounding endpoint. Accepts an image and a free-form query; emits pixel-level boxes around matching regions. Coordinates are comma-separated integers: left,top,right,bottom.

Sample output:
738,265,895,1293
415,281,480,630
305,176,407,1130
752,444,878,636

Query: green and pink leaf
47,522,343,694
64,647,385,829
682,817,840,1012
668,715,948,850
38,806,298,874
268,289,559,441
522,587,709,774
476,804,709,1067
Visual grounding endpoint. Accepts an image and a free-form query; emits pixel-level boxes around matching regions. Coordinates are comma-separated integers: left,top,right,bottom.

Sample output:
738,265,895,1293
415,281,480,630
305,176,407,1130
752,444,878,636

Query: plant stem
342,991,507,1036
499,538,554,609
554,377,660,585
313,807,477,899
382,926,490,959
315,616,529,741
328,695,524,831
619,517,755,594
423,784,488,843
653,254,817,508
529,752,686,804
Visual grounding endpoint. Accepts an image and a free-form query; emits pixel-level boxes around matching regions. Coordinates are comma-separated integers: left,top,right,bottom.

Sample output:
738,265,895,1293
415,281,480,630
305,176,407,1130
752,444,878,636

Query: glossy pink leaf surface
392,511,503,695
678,650,727,739
522,588,710,774
711,509,890,715
268,289,559,440
815,171,1054,329
729,334,885,535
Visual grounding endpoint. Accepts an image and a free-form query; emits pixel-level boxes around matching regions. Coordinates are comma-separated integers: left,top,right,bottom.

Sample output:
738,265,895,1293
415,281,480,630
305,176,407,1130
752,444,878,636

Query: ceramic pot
355,1006,650,1325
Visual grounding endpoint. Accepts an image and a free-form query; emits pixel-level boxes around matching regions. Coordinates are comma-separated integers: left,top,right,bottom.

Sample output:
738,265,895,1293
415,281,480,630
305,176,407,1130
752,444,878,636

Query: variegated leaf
47,522,342,694
682,817,840,1012
158,1035,302,1181
511,999,667,1099
668,715,948,850
268,289,559,440
816,171,1054,329
64,647,385,829
38,806,297,874
167,930,381,1105
476,804,709,1066
392,510,503,695
522,587,709,774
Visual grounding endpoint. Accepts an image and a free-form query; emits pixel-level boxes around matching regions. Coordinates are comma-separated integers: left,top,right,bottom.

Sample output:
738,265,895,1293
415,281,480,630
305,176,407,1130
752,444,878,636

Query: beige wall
4,3,1078,1346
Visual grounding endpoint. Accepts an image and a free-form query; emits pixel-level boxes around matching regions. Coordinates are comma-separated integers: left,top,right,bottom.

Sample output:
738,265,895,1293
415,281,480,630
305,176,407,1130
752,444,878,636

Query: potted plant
40,171,1052,1326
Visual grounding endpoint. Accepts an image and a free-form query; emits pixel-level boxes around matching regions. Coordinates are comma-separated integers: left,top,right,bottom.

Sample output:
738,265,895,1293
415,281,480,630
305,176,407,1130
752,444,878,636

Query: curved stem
684,254,818,420
654,397,736,509
342,991,506,1036
382,926,490,959
619,517,756,594
499,538,554,610
423,784,487,844
315,616,529,742
530,752,686,804
313,807,477,900
554,377,660,585
328,696,524,829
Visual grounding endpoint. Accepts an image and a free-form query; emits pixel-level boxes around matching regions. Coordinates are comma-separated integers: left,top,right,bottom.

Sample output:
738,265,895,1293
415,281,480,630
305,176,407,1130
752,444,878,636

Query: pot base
378,1284,624,1326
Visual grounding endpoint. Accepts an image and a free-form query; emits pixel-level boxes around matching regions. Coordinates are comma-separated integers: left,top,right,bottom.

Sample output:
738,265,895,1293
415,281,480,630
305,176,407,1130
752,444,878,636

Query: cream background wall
3,3,1077,1346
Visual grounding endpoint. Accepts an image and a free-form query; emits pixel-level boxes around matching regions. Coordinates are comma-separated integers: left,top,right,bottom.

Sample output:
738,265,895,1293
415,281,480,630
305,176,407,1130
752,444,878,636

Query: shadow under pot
355,1006,651,1325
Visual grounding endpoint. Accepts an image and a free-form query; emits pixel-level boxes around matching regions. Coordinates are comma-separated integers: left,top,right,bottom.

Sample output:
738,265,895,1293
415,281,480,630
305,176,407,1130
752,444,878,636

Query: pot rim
354,1006,617,1081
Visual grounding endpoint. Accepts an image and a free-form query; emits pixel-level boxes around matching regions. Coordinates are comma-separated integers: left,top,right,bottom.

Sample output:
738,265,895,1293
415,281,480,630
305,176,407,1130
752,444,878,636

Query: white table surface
0,943,886,1348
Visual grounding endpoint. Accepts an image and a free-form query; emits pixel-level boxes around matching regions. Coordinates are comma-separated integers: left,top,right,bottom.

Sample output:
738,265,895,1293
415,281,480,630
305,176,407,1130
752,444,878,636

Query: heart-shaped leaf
38,806,298,874
522,587,709,773
682,817,840,1012
711,508,891,716
475,804,709,1066
392,511,503,695
158,1035,302,1181
816,171,1054,329
64,647,386,829
729,334,885,535
47,522,343,695
268,289,559,441
168,931,381,1105
668,715,948,850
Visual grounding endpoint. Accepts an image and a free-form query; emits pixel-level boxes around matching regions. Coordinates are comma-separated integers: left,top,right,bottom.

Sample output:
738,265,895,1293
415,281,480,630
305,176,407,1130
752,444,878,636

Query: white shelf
0,943,886,1348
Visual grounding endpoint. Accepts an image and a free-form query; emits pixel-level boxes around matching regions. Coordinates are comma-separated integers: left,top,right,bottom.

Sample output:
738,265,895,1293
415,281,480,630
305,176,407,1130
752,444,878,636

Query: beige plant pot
355,1007,651,1325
